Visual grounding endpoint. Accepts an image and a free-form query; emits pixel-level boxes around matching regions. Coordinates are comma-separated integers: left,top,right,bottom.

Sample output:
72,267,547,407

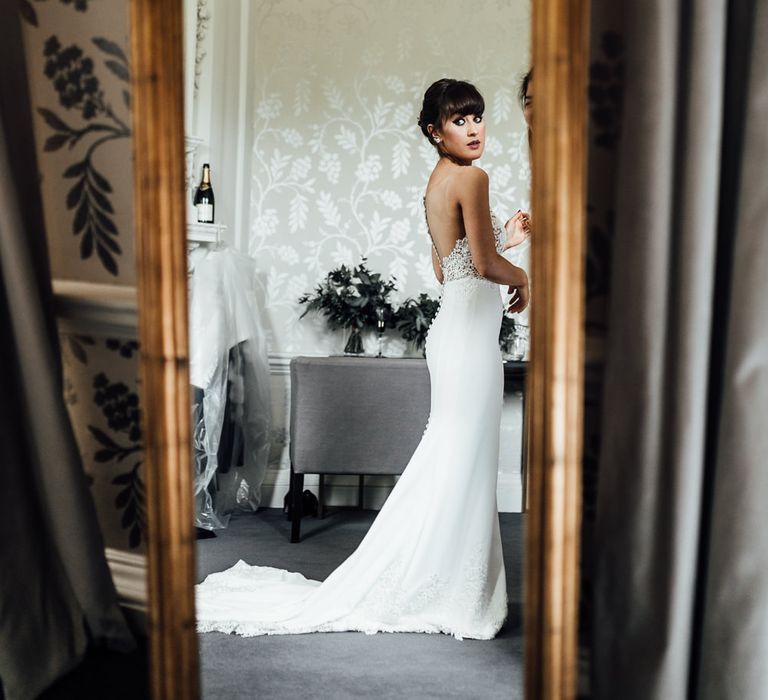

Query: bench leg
290,466,304,543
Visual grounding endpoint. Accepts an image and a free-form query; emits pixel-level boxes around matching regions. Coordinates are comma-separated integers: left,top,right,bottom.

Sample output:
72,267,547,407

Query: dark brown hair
417,79,484,147
518,68,533,108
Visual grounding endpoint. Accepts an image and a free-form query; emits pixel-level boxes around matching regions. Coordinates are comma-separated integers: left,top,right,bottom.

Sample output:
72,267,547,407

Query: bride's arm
503,210,532,249
457,167,529,288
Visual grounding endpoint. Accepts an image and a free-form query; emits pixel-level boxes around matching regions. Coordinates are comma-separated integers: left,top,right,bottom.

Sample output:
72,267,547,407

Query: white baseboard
105,547,148,612
259,468,398,511
259,466,524,513
497,472,524,513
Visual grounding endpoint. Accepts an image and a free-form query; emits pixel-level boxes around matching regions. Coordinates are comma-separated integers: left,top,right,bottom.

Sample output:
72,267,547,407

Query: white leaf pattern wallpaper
214,0,531,356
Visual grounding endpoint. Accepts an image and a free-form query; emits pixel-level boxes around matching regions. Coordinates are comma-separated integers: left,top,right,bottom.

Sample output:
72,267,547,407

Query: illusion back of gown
196,203,508,640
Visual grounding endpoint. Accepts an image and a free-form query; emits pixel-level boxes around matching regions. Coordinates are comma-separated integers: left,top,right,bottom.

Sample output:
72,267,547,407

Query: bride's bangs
439,82,485,124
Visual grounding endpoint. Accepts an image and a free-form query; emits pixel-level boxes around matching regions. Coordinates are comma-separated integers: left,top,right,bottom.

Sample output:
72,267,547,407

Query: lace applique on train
422,197,505,283
352,545,508,641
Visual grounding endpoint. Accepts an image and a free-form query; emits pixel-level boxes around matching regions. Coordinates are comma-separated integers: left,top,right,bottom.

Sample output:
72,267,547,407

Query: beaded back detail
422,197,505,283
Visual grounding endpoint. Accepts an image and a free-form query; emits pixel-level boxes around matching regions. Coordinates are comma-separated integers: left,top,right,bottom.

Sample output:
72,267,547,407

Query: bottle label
196,203,213,223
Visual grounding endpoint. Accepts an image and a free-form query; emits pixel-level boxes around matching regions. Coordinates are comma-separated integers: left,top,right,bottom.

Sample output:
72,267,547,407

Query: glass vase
343,327,364,355
510,324,529,360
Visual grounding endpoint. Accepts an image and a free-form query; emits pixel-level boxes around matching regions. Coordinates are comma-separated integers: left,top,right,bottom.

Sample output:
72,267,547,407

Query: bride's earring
433,136,441,143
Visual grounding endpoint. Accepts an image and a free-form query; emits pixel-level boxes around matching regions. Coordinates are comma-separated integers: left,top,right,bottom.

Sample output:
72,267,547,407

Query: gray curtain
0,6,135,700
592,0,768,698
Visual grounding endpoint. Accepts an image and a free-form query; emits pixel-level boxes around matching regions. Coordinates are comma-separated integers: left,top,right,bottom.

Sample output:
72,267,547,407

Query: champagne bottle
193,163,215,223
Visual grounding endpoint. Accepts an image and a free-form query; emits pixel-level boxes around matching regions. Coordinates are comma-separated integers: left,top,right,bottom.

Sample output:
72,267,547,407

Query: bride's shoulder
457,163,488,179
454,165,488,187
452,165,489,202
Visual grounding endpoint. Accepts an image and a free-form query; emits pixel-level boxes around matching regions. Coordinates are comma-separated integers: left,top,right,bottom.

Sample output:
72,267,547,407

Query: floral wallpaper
21,0,135,284
237,0,531,355
62,333,146,550
20,0,144,552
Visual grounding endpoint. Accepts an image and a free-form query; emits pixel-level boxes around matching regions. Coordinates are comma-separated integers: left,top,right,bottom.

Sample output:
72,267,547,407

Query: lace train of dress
196,212,508,640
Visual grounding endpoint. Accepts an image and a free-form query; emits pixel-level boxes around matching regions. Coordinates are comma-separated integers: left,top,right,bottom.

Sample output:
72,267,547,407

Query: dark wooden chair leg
318,473,325,519
290,465,304,543
358,475,364,509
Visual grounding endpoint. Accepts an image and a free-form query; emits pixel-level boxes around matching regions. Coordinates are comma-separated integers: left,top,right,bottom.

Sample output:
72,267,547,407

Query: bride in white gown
196,78,530,641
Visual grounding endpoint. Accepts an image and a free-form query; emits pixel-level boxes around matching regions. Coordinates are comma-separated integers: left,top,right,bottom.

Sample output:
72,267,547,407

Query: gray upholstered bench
288,356,431,542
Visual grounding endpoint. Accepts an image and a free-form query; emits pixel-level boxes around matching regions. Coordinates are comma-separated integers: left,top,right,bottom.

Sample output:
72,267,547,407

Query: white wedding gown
196,206,508,640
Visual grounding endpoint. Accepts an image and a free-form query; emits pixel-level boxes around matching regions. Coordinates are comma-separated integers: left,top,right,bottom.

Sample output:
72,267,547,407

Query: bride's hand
507,283,529,314
503,210,532,250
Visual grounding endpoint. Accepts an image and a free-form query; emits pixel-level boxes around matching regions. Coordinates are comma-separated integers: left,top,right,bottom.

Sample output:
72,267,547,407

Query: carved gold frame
129,1,589,697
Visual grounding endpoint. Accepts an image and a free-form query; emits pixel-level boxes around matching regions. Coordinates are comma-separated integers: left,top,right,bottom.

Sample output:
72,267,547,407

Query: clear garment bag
188,247,272,530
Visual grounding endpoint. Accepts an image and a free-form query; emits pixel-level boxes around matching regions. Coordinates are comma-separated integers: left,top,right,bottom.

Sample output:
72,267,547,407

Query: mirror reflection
185,1,531,694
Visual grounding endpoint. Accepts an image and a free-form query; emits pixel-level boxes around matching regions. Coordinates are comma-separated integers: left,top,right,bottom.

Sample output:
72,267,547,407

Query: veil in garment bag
188,247,272,530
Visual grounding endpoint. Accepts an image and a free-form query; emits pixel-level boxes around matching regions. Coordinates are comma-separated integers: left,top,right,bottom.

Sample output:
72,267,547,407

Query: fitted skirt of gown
195,275,508,640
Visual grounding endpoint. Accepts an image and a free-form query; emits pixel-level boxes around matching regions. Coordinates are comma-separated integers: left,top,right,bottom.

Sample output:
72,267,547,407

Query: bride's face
437,112,486,163
523,81,533,131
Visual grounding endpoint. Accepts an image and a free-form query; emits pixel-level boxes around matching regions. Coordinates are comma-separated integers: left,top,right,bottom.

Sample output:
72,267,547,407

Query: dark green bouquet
396,295,520,357
499,313,529,360
395,293,440,354
298,258,397,354
499,313,517,350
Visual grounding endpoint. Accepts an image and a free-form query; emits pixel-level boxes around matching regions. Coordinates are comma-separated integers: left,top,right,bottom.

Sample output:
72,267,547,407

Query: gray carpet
197,508,524,699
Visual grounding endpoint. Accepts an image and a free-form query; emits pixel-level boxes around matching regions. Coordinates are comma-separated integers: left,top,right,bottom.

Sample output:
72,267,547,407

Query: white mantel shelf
187,221,227,245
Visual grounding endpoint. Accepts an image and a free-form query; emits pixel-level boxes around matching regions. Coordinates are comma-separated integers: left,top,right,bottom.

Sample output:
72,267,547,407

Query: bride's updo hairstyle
417,78,485,151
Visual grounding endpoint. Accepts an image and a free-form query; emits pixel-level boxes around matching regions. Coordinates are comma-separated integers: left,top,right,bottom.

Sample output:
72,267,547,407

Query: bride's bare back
424,162,527,298
424,169,467,260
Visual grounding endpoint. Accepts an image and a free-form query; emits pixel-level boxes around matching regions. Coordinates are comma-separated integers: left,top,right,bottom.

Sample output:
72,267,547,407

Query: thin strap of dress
422,196,442,267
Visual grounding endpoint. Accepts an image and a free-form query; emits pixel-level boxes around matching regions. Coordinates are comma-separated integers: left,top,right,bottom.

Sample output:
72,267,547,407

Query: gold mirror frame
129,1,589,697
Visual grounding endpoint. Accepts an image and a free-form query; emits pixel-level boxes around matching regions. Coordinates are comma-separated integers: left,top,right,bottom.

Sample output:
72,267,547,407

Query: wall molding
50,280,308,371
267,352,293,375
268,351,329,374
52,279,138,338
